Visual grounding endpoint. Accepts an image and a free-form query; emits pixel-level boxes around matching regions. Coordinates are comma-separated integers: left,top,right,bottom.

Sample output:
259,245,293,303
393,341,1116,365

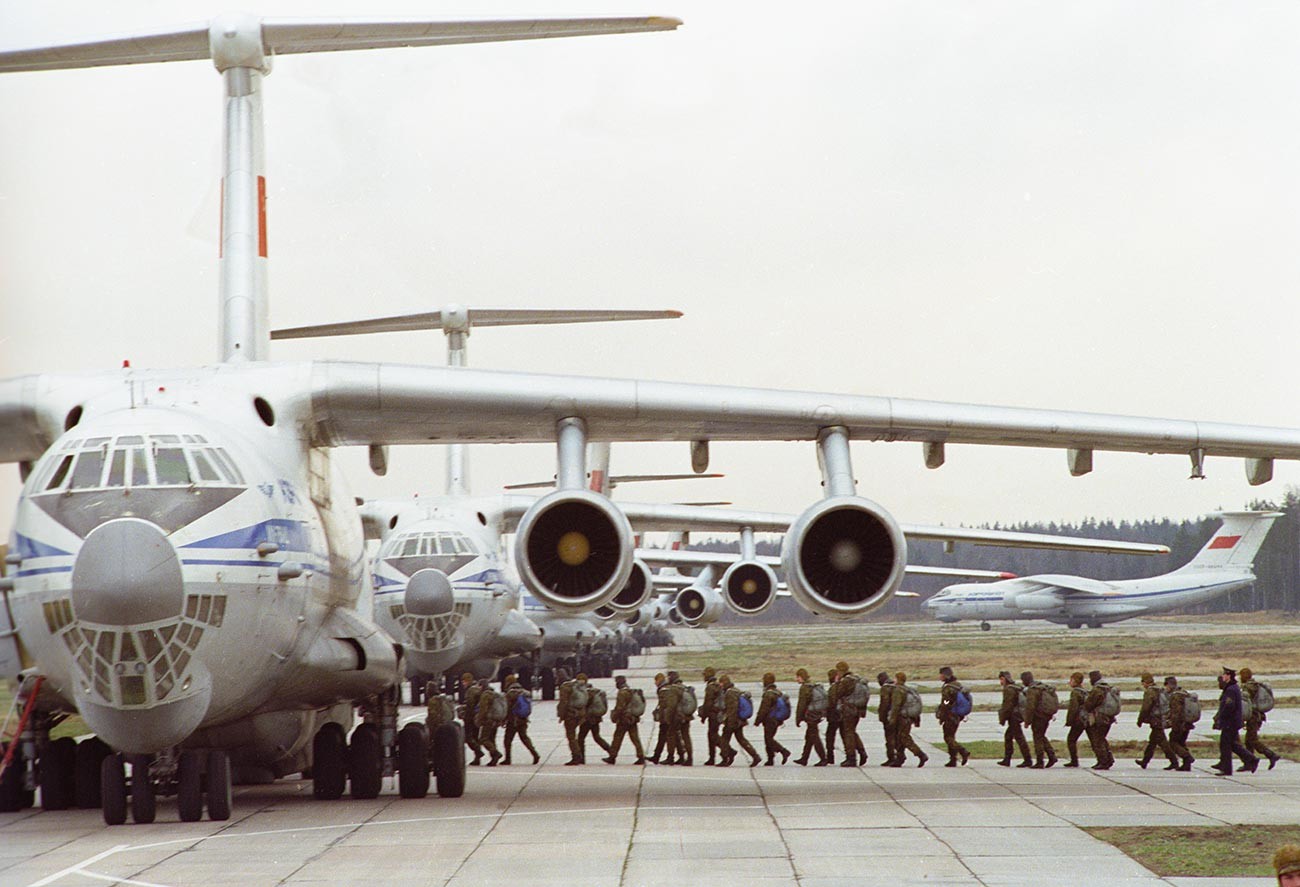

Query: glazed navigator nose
72,518,184,625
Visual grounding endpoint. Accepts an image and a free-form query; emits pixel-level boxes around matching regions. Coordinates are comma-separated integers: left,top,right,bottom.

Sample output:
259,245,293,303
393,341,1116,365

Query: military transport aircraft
3,14,1300,829
923,511,1282,631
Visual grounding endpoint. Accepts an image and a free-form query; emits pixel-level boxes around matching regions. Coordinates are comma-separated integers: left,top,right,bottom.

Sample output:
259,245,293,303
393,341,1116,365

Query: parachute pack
566,681,589,719
1154,689,1170,726
512,692,532,720
588,687,609,718
844,676,871,717
483,690,508,726
1182,691,1202,724
1240,690,1254,722
1097,684,1122,719
952,687,973,719
772,692,791,724
1254,682,1275,714
737,691,754,723
426,694,457,729
627,688,646,719
679,685,698,719
806,683,829,720
1034,683,1060,719
900,686,923,720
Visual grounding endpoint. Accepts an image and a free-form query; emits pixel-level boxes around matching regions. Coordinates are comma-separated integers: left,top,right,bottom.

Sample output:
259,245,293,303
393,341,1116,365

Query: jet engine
720,560,779,616
781,496,906,619
404,568,455,616
675,583,726,627
604,559,655,615
665,605,685,626
514,489,634,614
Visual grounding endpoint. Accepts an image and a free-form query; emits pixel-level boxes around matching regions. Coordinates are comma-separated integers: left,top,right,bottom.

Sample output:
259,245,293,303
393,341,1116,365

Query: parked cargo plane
923,511,1281,630
3,14,1300,828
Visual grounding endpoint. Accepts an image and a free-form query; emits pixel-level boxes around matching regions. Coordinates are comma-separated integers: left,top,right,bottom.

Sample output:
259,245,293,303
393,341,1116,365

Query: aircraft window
153,435,180,444
85,437,109,448
192,451,222,483
211,448,244,484
456,536,475,554
154,448,192,486
106,449,126,487
401,537,420,557
129,449,148,487
118,435,142,445
46,455,74,491
70,450,106,489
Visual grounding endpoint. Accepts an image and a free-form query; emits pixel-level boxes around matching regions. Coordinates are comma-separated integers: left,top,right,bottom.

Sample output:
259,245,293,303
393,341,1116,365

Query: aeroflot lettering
1207,535,1241,550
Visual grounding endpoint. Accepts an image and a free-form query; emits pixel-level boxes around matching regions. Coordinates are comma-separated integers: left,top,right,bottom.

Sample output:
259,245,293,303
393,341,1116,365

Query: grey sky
2,1,1298,543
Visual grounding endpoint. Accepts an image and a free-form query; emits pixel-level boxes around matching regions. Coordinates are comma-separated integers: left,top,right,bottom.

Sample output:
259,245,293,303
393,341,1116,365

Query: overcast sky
3,1,1299,545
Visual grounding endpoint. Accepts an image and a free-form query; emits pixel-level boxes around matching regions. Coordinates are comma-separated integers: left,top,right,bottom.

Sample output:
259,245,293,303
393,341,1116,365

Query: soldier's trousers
1141,725,1178,766
1030,716,1056,763
882,721,898,762
799,719,826,763
1216,727,1256,773
839,712,866,764
677,718,693,764
564,717,583,761
703,715,722,762
1169,725,1193,763
942,719,967,761
762,721,788,761
504,719,537,762
721,724,758,763
1245,717,1276,760
1086,721,1114,766
465,722,483,760
478,725,500,761
653,719,681,762
578,721,612,758
824,713,840,758
1003,719,1031,762
1066,723,1086,763
895,720,926,762
609,721,645,762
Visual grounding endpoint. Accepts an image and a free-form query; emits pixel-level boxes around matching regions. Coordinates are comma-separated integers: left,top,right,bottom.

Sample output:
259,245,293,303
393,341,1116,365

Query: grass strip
1084,824,1300,877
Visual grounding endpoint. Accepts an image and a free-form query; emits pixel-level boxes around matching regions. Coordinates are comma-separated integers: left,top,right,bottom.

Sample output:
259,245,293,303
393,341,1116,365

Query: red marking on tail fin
1208,535,1240,550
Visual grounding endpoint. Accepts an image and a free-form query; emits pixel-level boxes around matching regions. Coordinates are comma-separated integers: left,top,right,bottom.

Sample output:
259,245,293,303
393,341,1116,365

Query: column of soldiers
439,664,1284,773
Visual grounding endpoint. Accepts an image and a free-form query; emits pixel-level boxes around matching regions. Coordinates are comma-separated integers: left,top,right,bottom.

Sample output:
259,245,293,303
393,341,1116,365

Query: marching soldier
793,668,828,766
652,672,683,765
1212,667,1258,775
700,667,724,766
460,671,484,765
997,671,1032,768
669,671,694,766
718,674,761,767
1021,671,1058,768
1135,673,1179,770
1240,668,1281,769
502,674,540,765
888,672,928,767
577,678,613,762
936,666,970,767
556,668,588,765
831,661,868,767
604,675,647,765
877,671,897,767
824,668,841,765
1083,670,1116,770
755,672,791,766
1164,675,1195,771
1062,672,1088,768
475,679,504,766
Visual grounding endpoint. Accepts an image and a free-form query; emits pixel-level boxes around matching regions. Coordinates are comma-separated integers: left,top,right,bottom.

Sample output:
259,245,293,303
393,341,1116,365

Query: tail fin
1181,511,1283,570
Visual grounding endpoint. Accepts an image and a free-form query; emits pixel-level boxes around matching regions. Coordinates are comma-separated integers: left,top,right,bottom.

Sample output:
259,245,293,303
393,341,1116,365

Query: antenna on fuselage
0,14,681,363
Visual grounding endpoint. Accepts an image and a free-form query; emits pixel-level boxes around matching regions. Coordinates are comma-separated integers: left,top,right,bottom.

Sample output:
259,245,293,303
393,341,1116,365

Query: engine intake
781,496,906,619
606,559,654,614
675,584,725,626
514,490,634,614
721,561,778,616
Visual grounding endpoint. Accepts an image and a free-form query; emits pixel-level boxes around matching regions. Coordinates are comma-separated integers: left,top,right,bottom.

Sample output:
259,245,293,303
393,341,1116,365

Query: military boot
997,758,1011,767
813,757,830,767
1046,752,1058,768
1032,755,1044,769
487,751,501,767
916,751,928,768
1063,758,1079,768
794,755,809,766
1017,757,1033,768
1269,753,1281,770
960,749,970,766
1179,758,1193,771
945,755,958,768
1135,756,1149,769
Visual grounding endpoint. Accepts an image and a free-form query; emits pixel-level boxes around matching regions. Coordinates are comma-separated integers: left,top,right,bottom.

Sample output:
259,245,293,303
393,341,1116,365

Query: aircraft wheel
176,750,204,822
312,722,347,800
1067,622,1083,630
129,755,155,824
979,622,991,632
40,736,77,810
410,680,424,707
397,723,431,799
541,668,556,701
1088,621,1103,629
348,724,382,800
75,737,110,808
101,754,127,825
0,741,25,812
206,750,232,821
432,723,466,798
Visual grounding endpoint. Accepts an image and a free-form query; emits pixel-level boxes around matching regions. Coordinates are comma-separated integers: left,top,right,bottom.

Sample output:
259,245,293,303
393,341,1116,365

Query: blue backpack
772,693,791,724
952,688,973,719
737,692,754,723
512,693,532,719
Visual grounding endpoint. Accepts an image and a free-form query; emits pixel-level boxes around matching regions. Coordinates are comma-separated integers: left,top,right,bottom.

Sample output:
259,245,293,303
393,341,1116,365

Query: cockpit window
384,530,479,558
153,447,191,486
70,449,106,489
36,434,245,493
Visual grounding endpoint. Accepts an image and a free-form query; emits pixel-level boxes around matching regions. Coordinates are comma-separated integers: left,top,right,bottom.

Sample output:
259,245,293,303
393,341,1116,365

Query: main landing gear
99,748,233,825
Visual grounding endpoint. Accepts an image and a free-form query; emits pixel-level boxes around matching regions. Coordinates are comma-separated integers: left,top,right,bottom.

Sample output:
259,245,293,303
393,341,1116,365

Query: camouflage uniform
671,675,694,766
461,677,484,765
503,680,539,765
475,682,503,765
755,677,790,765
720,681,760,767
557,677,587,764
1166,680,1195,770
1083,676,1116,770
700,671,724,765
606,681,646,764
887,676,927,767
1136,678,1178,769
824,670,841,764
577,686,613,760
1022,678,1058,768
877,674,897,766
998,675,1032,767
653,676,683,764
1063,677,1088,767
1240,671,1280,768
832,667,868,767
936,673,969,766
794,671,827,766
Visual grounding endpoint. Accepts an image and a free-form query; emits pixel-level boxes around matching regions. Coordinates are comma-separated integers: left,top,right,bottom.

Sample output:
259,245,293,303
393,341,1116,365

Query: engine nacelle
781,496,906,619
514,489,634,614
605,559,655,615
720,560,779,616
1006,591,1062,612
404,568,455,616
675,584,726,626
665,605,685,626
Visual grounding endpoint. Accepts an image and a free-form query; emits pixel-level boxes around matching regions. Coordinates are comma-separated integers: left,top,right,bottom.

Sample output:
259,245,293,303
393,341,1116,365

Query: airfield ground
0,617,1296,886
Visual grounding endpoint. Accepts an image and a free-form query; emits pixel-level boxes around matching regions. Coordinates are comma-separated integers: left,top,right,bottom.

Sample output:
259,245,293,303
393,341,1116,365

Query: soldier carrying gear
887,672,928,767
1083,670,1117,770
793,667,828,767
936,666,970,767
651,672,682,765
1062,672,1088,768
824,668,841,765
557,669,590,766
997,670,1033,768
700,666,724,766
1164,676,1195,771
718,674,761,767
877,672,897,767
1021,670,1058,769
1135,673,1179,771
1212,667,1259,776
460,672,485,765
669,671,694,766
575,673,612,762
604,675,647,765
755,672,791,766
830,661,868,767
475,679,504,766
503,675,540,766
1240,668,1281,769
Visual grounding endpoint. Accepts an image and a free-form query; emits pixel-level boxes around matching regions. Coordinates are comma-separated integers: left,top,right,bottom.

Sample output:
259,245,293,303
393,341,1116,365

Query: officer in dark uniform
936,666,969,767
876,671,897,767
1212,667,1258,775
793,667,827,766
997,670,1032,768
1135,672,1178,770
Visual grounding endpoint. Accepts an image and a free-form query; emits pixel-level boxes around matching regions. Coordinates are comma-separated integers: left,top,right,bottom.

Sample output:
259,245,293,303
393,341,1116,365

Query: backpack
844,675,870,717
1254,682,1275,714
711,685,726,717
482,690,507,726
1183,691,1201,724
1097,684,1121,719
566,681,589,719
901,686,923,720
678,685,698,719
772,692,791,724
1239,688,1254,722
736,691,754,724
1015,686,1029,721
1035,683,1060,719
588,687,608,718
511,692,532,720
627,688,646,719
807,683,829,720
952,687,973,719
426,694,457,729
1154,689,1170,726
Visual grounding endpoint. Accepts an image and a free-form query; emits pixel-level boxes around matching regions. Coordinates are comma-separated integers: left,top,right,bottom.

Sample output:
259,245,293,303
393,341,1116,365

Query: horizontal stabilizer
273,308,681,341
0,17,681,73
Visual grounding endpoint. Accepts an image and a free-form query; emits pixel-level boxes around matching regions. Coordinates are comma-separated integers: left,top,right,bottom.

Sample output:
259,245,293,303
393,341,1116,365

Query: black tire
410,680,424,707
0,741,24,812
101,754,127,826
432,723,466,798
312,722,347,800
348,723,383,800
75,737,110,809
206,750,232,821
397,723,431,799
176,750,204,822
541,668,556,702
40,736,77,810
129,755,156,824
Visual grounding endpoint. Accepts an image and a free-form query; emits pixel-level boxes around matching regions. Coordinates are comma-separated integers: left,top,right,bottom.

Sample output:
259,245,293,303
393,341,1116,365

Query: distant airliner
923,511,1281,630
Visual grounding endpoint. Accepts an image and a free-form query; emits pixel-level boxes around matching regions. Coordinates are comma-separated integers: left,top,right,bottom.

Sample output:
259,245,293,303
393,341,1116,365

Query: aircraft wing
1019,575,1124,596
636,548,1015,580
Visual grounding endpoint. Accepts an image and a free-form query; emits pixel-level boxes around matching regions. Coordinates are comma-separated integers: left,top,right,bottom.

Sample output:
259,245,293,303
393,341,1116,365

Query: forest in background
686,488,1300,624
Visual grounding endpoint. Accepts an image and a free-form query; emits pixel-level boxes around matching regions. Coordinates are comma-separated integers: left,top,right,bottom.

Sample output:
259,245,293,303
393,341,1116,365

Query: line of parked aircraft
0,12,1294,828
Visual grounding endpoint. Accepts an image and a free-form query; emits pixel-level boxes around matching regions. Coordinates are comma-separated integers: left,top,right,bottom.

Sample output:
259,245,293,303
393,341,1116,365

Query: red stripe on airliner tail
1208,535,1241,550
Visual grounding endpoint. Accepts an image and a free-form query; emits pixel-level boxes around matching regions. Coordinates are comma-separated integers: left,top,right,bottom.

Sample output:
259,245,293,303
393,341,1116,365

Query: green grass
0,683,89,743
1084,825,1300,877
937,734,1300,762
